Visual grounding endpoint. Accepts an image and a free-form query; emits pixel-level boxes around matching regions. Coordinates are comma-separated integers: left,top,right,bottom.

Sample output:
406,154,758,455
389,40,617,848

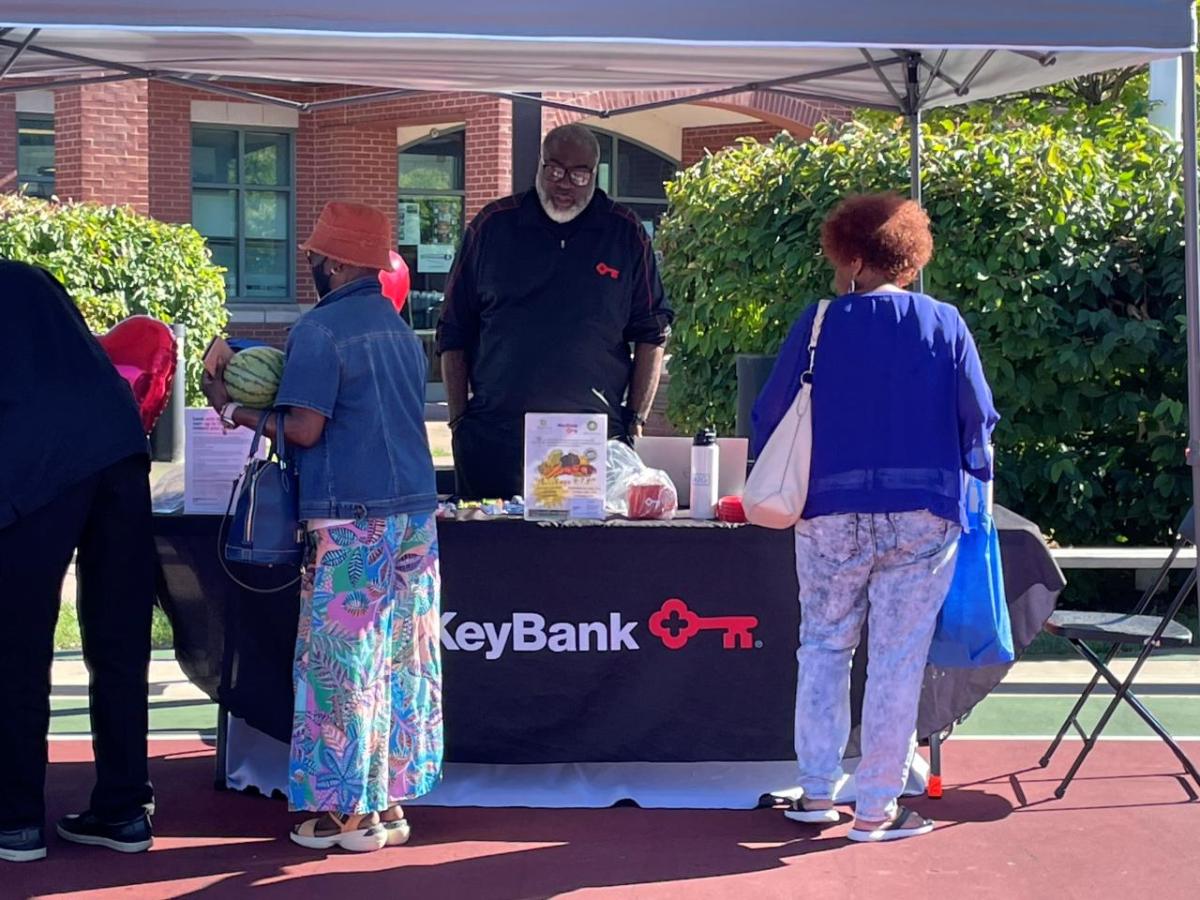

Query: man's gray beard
536,177,595,224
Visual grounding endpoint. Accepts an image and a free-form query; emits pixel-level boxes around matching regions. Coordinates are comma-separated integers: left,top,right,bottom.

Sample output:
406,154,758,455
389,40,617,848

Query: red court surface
9,739,1199,899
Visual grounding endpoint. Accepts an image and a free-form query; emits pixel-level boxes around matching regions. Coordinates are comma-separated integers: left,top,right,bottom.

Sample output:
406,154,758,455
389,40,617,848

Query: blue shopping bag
928,477,1015,669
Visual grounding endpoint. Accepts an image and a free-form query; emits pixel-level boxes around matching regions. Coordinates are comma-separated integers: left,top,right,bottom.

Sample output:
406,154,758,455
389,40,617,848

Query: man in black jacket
438,124,673,499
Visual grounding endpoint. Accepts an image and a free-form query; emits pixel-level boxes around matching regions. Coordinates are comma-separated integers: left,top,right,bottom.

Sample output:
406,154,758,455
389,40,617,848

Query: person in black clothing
438,123,674,500
0,261,155,863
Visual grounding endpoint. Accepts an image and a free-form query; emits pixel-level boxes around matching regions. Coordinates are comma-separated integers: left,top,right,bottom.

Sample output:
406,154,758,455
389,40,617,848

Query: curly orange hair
819,192,933,286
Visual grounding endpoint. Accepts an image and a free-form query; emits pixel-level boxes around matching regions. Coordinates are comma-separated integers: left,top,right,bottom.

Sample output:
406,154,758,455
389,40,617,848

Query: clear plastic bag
604,440,679,520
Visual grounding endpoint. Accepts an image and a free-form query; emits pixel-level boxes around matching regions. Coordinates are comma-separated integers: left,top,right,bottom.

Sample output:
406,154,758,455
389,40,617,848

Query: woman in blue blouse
752,193,999,842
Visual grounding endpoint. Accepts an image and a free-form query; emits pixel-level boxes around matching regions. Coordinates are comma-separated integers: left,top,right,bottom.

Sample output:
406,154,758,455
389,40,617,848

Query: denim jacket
274,278,437,519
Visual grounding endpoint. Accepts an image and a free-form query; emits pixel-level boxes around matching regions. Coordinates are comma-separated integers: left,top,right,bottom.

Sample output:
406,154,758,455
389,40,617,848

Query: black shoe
0,825,47,863
56,811,153,854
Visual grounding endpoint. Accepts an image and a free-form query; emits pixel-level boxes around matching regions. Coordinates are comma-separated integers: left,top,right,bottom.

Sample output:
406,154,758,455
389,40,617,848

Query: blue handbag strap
244,409,288,465
273,410,287,462
245,409,270,459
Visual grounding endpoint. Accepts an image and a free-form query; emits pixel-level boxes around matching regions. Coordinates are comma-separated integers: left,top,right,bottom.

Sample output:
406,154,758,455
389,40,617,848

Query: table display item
607,440,677,519
717,495,746,523
183,409,260,514
689,427,719,520
223,345,285,409
437,497,525,521
524,413,607,521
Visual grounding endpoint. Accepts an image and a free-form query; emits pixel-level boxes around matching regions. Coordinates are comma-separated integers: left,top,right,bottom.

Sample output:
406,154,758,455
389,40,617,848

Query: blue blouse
751,291,999,527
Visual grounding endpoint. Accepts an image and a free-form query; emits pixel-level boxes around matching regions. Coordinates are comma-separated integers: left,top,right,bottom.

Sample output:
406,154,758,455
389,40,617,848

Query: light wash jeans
793,510,960,821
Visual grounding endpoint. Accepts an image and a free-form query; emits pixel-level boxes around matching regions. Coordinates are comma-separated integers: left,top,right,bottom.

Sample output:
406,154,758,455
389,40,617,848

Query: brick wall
0,94,16,193
462,97,513,218
311,89,512,219
54,81,150,212
140,84,517,310
147,82,192,224
680,122,789,167
228,323,291,348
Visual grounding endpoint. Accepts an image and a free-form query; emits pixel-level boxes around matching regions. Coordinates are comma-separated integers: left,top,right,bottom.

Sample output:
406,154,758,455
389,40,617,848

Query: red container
629,482,678,520
717,495,746,523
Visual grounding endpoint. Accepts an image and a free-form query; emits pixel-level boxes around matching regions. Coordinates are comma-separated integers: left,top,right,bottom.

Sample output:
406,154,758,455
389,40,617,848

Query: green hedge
0,194,228,404
657,115,1189,545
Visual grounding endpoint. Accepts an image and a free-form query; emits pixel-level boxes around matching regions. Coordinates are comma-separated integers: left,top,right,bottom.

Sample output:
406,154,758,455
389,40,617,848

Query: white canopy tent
0,3,1190,110
2,1,1200,554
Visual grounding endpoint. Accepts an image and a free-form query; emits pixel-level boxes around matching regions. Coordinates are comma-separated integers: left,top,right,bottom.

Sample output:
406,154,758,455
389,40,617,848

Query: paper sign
398,201,421,246
524,413,608,521
184,408,259,515
418,243,456,274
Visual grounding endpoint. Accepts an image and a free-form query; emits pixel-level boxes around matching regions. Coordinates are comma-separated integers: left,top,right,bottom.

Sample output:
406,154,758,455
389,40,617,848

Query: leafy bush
658,112,1189,545
0,193,228,404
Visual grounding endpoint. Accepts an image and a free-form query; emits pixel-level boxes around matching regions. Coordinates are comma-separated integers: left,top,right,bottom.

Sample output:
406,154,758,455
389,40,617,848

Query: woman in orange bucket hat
204,201,442,853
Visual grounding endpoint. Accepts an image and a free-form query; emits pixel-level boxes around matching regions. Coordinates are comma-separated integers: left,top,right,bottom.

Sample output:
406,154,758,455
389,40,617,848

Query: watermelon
224,346,285,408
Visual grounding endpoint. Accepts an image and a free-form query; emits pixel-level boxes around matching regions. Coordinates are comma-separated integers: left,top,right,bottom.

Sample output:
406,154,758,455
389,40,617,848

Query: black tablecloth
154,508,1064,763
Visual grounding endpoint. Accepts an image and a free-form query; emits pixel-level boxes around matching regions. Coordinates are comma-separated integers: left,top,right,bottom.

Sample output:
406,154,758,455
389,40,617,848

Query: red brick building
2,80,836,412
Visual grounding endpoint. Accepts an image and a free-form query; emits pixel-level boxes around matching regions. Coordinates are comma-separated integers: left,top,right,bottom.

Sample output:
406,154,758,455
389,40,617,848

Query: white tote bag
742,299,831,529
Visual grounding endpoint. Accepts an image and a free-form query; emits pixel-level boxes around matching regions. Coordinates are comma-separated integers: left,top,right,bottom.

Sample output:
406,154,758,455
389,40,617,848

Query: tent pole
906,53,924,293
1181,52,1200,607
909,110,922,208
909,109,924,293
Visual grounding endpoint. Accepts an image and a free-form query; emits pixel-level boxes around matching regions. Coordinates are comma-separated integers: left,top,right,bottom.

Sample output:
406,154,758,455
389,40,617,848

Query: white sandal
289,813,387,853
847,806,934,843
382,817,411,847
783,796,841,824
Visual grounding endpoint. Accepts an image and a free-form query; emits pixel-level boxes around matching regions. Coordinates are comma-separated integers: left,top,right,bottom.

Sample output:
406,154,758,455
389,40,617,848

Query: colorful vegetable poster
523,413,607,521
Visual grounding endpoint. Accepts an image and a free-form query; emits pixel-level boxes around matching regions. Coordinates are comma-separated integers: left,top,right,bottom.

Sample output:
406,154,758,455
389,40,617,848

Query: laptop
635,436,749,508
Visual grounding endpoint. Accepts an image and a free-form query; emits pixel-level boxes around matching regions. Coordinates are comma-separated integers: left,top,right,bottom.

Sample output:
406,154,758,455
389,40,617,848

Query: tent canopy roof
0,2,1195,113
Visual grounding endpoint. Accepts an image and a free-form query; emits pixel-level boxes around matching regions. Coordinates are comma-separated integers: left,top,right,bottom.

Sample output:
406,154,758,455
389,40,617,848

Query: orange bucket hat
300,201,393,270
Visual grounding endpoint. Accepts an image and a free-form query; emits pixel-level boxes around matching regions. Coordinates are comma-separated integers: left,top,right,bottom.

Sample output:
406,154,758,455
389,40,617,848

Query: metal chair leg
1072,642,1200,789
1040,652,1105,768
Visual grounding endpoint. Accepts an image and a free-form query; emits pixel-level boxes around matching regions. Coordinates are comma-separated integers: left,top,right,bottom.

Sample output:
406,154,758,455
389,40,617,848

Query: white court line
46,733,1199,743
49,732,215,742
948,734,1200,742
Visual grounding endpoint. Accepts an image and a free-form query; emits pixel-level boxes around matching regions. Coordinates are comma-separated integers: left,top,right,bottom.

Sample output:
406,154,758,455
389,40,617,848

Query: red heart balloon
96,316,178,434
379,250,411,314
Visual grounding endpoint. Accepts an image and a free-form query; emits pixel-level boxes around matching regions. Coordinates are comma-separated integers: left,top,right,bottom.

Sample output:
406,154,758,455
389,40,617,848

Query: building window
590,129,678,238
191,127,294,301
17,114,55,199
397,128,466,334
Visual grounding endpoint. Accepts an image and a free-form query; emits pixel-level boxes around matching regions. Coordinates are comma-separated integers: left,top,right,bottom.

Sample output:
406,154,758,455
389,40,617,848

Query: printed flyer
523,413,608,521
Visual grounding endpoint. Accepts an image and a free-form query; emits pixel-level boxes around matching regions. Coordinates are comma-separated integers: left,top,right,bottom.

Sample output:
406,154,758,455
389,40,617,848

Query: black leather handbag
221,411,304,574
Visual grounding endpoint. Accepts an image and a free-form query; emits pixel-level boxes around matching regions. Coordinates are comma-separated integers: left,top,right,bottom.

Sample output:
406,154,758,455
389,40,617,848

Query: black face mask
311,260,334,298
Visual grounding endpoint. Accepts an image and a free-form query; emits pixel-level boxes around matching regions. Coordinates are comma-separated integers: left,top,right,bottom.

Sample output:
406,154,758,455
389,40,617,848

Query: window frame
398,126,467,198
589,127,678,217
17,112,55,199
396,126,467,338
190,125,296,304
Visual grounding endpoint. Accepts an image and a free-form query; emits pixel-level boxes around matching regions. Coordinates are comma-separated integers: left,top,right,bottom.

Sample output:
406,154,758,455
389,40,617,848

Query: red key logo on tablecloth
649,598,759,651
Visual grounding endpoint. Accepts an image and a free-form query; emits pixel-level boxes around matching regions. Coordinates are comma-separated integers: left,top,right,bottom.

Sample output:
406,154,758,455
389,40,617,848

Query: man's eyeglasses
542,161,595,188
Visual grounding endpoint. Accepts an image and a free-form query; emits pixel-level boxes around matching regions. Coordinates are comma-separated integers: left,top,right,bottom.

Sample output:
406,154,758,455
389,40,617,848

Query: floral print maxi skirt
288,513,443,813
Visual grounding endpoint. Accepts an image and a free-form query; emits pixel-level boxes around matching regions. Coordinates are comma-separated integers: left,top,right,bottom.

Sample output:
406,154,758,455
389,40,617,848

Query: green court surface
953,692,1200,738
50,697,218,735
48,682,1199,739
